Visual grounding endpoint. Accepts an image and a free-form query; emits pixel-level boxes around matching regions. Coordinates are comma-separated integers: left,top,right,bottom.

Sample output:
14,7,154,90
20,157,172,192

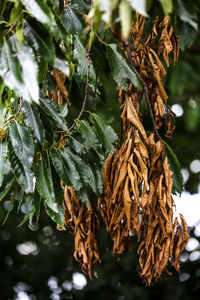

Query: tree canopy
0,0,200,298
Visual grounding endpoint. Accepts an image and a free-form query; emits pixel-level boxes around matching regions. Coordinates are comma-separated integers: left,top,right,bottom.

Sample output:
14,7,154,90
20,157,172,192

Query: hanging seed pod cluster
59,15,189,286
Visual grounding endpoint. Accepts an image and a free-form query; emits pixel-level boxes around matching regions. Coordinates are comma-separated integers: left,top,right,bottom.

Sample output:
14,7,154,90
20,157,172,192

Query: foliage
0,0,200,291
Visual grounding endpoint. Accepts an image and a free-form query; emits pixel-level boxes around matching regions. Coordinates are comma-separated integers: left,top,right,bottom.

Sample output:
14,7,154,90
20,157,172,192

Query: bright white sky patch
190,159,200,173
72,272,87,290
186,237,199,252
173,192,200,227
16,241,38,256
171,104,184,117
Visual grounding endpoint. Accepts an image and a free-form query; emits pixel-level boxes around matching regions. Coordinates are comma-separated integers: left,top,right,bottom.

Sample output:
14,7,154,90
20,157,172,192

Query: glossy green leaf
44,203,65,228
8,141,34,193
89,112,118,154
0,142,7,187
63,5,84,34
107,44,141,90
9,122,34,170
35,158,59,214
50,148,82,191
21,101,45,146
22,0,56,28
39,92,68,131
24,17,55,63
164,141,183,195
76,120,99,150
0,37,39,103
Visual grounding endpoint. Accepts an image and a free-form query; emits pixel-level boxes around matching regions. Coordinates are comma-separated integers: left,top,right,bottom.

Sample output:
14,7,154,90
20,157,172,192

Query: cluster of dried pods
57,15,189,286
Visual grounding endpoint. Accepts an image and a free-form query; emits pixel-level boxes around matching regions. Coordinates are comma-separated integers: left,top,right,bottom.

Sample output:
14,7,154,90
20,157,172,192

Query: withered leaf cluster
58,186,101,279
57,15,189,285
99,15,189,286
51,68,71,106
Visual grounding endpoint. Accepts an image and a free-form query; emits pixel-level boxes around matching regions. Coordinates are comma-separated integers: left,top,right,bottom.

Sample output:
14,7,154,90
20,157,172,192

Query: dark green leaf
50,148,82,191
9,122,34,170
39,92,68,131
107,44,141,90
21,101,45,146
18,205,35,227
0,142,7,187
164,141,183,195
24,17,55,63
177,0,198,30
74,36,96,81
8,141,34,193
0,171,15,202
76,120,99,150
35,158,58,214
44,203,64,228
63,6,84,34
89,112,118,154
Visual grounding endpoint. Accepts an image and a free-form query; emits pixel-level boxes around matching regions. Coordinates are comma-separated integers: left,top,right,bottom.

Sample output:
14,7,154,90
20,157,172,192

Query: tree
0,0,200,297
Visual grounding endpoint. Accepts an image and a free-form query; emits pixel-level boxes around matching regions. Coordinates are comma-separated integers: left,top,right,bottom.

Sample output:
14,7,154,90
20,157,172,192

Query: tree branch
124,40,161,141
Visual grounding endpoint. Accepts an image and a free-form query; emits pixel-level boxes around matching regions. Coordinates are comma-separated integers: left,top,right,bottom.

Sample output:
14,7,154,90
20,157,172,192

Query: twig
124,39,161,141
69,3,94,131
0,23,16,41
95,33,108,46
69,50,91,131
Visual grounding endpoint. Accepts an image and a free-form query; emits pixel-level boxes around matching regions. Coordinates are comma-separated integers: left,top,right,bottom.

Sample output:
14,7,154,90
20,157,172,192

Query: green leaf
9,122,34,170
18,205,35,227
107,44,141,90
120,0,132,39
128,0,148,17
39,92,68,131
159,0,173,15
21,101,45,146
22,0,56,28
2,190,16,225
38,58,48,83
89,112,118,154
0,0,6,18
50,148,82,191
44,203,64,228
8,141,34,193
24,17,55,63
63,5,84,34
76,120,99,150
164,141,183,195
0,171,15,202
0,37,39,103
177,0,198,31
35,158,58,214
0,142,7,187
74,36,96,82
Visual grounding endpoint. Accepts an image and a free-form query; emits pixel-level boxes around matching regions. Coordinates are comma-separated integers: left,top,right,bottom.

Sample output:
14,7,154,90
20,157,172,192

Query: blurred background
1,5,200,300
